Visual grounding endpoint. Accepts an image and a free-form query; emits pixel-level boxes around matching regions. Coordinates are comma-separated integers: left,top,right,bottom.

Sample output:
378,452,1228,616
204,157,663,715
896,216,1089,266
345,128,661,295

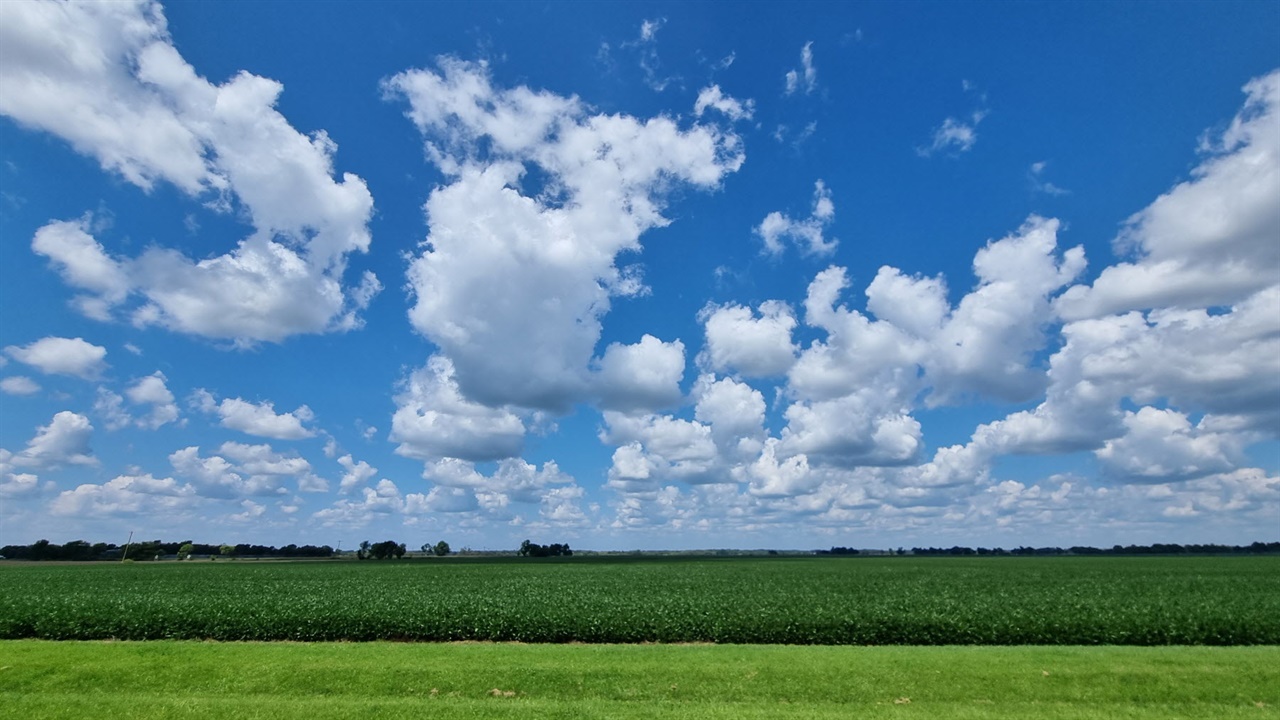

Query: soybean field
2,555,1277,645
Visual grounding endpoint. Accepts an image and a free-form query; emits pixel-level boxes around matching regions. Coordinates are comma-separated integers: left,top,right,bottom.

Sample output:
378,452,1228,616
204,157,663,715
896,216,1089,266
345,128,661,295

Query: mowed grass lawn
1,641,1277,719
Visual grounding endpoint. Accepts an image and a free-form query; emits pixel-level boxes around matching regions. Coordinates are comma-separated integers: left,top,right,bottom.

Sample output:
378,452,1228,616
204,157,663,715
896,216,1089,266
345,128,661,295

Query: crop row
2,556,1277,644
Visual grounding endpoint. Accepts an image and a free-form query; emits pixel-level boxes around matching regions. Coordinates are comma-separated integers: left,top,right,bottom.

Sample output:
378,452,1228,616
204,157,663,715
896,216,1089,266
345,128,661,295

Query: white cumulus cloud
4,411,97,469
51,473,198,518
694,85,754,121
1057,69,1280,319
193,390,317,440
3,1,379,345
756,180,837,256
593,335,686,412
390,356,526,463
5,336,107,379
384,57,741,416
699,300,798,377
0,376,41,395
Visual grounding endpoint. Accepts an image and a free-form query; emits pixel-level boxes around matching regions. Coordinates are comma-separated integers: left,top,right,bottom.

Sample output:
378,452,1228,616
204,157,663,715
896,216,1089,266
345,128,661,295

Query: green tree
367,540,405,560
219,544,234,559
433,541,451,557
177,543,195,560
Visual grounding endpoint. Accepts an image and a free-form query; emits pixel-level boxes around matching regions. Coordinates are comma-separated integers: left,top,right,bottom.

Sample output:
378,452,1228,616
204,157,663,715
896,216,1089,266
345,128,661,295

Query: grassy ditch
1,641,1276,719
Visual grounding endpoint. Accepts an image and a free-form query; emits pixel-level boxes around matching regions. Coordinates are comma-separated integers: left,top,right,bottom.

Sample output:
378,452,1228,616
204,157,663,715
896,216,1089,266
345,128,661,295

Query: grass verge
0,641,1276,719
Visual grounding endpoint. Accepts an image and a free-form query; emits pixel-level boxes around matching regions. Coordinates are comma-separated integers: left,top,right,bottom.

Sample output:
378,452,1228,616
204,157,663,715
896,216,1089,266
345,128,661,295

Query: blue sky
1,0,1277,551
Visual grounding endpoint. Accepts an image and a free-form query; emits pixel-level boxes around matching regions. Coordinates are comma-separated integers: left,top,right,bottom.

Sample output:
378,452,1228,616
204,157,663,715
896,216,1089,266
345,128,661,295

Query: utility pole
121,531,134,562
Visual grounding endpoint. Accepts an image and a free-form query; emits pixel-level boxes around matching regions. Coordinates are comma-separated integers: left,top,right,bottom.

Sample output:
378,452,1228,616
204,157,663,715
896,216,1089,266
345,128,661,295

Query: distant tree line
905,542,1280,556
518,539,573,557
356,540,406,560
0,539,334,561
421,541,451,556
816,546,861,556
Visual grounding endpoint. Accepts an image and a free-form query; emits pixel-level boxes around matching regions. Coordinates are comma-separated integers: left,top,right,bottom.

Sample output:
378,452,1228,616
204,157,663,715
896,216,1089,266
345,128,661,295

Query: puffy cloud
98,372,180,430
791,217,1084,406
692,374,768,460
901,283,1278,496
742,439,813,497
603,410,722,486
960,469,1280,540
780,391,923,467
0,472,41,499
537,484,590,527
94,388,132,431
5,411,97,469
593,335,686,412
790,267,922,402
609,217,1080,498
980,286,1279,461
390,356,526,462
50,472,197,518
337,454,377,493
0,376,41,395
31,219,131,320
3,1,378,344
784,41,817,96
864,267,949,339
4,336,107,379
127,240,381,344
168,445,288,498
125,372,179,429
694,85,754,122
1096,408,1247,483
606,443,660,494
315,457,584,527
413,485,476,514
591,216,1089,519
314,479,422,527
699,301,798,377
193,390,316,440
227,499,267,524
385,57,741,412
218,441,317,482
756,180,837,256
896,442,991,490
922,217,1086,405
423,456,577,506
0,0,210,193
1057,70,1280,319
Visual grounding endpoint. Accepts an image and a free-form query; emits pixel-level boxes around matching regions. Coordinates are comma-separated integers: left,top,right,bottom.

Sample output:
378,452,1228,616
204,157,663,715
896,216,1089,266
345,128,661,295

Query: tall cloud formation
384,57,743,433
2,0,378,344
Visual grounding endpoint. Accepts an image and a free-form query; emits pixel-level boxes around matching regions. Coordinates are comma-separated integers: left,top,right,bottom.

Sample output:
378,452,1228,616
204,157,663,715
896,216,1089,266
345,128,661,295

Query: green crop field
2,555,1277,644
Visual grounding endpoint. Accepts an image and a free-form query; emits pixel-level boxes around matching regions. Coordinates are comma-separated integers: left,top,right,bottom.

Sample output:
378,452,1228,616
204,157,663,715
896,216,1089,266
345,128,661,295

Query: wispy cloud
784,41,817,95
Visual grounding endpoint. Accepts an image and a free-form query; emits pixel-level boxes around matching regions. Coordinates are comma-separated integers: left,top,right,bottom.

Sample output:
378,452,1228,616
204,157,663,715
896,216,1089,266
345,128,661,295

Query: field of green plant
2,556,1277,644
